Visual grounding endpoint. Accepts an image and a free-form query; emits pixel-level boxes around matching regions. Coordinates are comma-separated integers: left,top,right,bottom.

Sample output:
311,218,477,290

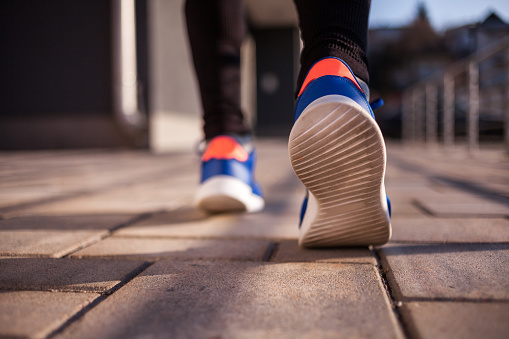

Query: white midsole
195,175,264,213
291,94,391,247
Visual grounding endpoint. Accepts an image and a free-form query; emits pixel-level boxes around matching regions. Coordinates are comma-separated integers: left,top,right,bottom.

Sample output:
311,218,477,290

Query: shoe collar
201,134,253,162
298,57,363,97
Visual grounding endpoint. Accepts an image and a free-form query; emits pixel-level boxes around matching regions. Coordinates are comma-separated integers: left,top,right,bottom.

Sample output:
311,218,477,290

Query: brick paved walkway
1,140,508,338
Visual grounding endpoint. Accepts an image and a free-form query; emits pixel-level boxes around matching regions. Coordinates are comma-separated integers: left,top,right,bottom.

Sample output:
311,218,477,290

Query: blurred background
1,0,508,152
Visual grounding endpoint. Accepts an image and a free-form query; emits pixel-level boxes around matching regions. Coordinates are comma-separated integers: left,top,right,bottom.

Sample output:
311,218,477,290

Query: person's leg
185,0,250,140
290,0,391,247
294,0,371,95
185,0,264,213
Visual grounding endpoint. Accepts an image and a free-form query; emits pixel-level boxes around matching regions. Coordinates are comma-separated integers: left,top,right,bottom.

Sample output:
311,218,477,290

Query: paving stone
391,217,509,243
0,155,186,216
0,230,108,258
386,187,484,204
417,197,509,217
255,156,297,189
4,190,184,217
401,301,509,339
115,207,300,240
379,243,509,300
71,237,271,261
272,240,376,264
0,214,137,231
0,151,183,191
56,261,403,339
0,214,138,258
0,190,59,209
384,186,440,198
263,189,304,214
0,258,146,293
432,173,509,197
0,291,99,338
389,202,428,217
2,168,196,218
1,142,508,338
386,187,509,218
385,176,431,188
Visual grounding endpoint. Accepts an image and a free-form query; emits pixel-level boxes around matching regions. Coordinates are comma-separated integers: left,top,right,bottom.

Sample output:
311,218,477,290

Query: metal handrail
402,35,509,154
408,36,509,88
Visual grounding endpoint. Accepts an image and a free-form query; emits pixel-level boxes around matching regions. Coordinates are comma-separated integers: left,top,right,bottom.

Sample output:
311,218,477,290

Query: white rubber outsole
195,175,264,213
289,95,391,247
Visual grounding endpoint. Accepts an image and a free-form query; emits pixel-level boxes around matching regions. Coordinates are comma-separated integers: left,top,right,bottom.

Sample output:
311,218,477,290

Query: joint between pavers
46,260,155,339
69,255,273,263
388,240,509,245
371,246,413,339
262,242,279,262
108,211,162,234
102,261,154,295
109,234,297,242
402,296,509,304
46,293,105,339
411,199,435,216
0,286,104,294
61,212,158,259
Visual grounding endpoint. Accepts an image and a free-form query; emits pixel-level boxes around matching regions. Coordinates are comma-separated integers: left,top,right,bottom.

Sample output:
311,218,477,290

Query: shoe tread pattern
290,98,391,247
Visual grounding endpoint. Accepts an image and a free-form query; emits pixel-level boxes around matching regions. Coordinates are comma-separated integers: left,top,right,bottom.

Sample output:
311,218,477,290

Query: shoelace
369,98,384,111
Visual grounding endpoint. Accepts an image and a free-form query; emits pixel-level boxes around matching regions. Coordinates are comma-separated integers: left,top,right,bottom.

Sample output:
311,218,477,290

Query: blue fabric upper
200,143,263,198
294,58,390,224
299,194,308,228
201,157,253,185
294,75,374,122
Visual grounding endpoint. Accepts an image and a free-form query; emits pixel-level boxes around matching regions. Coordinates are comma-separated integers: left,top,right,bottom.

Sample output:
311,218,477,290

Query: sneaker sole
289,94,391,247
195,175,264,213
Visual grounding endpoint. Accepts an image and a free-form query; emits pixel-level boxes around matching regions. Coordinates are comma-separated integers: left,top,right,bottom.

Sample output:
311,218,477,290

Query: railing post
505,48,509,155
426,83,437,145
408,89,416,144
415,87,425,144
443,73,455,147
402,90,412,142
407,88,418,144
468,61,479,153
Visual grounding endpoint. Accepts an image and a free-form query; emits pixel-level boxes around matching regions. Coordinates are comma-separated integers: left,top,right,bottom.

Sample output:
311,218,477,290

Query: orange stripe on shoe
202,136,249,162
298,58,362,97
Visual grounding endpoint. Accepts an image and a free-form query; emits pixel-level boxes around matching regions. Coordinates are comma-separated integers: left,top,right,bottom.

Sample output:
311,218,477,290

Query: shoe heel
195,175,264,213
289,95,391,247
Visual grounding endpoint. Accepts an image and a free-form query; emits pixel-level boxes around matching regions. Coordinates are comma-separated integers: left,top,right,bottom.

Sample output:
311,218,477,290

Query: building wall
148,0,202,152
0,0,133,149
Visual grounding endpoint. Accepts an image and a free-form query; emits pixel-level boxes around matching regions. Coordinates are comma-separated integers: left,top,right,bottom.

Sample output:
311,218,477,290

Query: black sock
294,0,371,96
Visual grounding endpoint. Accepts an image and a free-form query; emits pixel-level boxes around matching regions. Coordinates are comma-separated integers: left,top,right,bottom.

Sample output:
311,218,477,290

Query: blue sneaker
290,57,391,247
195,135,264,213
